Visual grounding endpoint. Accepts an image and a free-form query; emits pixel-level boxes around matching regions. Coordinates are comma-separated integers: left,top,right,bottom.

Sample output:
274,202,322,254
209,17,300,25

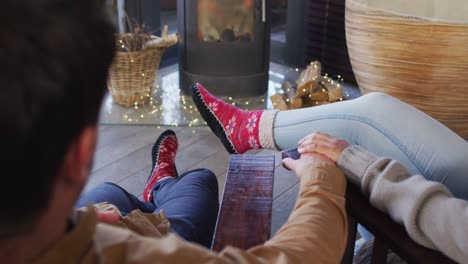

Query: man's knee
196,169,218,185
76,182,122,208
94,182,125,192
183,168,218,193
79,182,128,201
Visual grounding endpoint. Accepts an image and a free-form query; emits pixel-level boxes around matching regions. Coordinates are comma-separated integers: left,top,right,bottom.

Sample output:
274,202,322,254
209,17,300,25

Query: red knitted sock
192,83,277,154
143,130,178,202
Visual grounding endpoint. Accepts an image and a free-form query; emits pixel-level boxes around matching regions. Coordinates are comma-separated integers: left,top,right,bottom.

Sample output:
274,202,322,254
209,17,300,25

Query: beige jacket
33,165,347,264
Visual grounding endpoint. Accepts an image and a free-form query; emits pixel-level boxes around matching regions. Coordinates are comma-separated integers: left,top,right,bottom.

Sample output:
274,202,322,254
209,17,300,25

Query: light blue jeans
274,92,468,200
274,92,468,248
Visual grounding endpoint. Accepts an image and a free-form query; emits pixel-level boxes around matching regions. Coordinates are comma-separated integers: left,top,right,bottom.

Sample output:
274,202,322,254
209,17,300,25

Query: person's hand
96,211,121,223
297,132,349,163
283,152,334,179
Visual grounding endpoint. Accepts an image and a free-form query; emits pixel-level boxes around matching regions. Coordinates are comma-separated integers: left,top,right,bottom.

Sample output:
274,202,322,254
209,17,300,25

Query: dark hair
0,0,115,236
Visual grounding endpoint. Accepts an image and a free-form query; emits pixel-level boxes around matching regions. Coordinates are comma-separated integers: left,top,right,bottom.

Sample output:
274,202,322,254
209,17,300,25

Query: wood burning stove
178,0,271,97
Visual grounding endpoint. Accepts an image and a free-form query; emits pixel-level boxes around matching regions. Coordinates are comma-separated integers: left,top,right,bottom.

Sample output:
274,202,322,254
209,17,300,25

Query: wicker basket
107,47,165,107
346,0,468,138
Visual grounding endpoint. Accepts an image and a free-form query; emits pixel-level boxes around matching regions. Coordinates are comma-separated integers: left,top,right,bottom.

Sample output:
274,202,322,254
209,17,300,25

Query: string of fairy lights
106,62,351,132
108,33,352,133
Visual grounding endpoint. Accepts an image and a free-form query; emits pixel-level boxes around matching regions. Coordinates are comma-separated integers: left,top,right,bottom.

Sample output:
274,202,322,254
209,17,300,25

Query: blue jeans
76,168,219,248
274,92,468,200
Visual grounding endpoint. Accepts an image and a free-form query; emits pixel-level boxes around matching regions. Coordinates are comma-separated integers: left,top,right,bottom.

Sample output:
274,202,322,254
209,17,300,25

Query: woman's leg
76,182,155,215
191,84,468,199
274,92,468,200
151,168,219,248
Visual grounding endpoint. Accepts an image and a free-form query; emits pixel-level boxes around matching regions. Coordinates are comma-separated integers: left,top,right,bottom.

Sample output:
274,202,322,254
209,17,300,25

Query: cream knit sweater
338,145,468,264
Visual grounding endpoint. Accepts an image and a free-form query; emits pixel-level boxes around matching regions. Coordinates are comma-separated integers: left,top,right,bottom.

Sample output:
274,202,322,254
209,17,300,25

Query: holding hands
282,132,349,179
282,152,334,178
298,132,349,163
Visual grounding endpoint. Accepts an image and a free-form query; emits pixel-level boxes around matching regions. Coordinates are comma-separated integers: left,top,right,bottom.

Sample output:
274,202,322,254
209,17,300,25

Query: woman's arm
298,132,468,263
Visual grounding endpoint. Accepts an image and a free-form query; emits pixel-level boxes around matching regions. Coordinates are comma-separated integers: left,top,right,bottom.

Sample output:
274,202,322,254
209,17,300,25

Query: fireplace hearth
178,0,271,97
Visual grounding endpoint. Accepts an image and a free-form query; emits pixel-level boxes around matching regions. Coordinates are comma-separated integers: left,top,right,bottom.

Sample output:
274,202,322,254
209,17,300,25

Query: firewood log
270,93,291,111
296,61,321,96
328,86,343,102
291,95,303,109
308,90,329,101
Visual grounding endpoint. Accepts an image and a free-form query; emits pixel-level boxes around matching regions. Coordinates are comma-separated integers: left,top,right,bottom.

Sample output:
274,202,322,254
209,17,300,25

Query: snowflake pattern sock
191,83,279,154
143,130,178,202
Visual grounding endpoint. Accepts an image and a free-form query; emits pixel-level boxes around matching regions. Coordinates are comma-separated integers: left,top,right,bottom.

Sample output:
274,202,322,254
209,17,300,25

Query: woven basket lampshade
346,0,468,138
107,47,164,107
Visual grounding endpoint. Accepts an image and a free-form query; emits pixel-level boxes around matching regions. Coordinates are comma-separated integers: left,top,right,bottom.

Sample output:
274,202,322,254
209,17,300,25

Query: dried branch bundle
115,24,152,52
115,23,178,52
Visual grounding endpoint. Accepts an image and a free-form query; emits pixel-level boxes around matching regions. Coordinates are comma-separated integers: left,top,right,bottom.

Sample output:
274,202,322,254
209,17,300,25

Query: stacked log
270,61,344,110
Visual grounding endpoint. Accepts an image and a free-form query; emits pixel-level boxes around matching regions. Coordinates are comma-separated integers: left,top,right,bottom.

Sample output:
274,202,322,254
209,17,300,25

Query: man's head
0,0,115,237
